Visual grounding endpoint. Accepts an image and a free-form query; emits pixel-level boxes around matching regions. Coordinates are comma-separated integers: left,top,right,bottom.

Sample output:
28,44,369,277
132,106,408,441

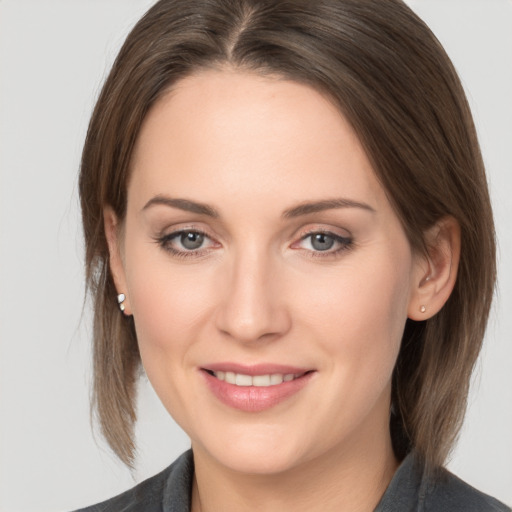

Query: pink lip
201,363,315,413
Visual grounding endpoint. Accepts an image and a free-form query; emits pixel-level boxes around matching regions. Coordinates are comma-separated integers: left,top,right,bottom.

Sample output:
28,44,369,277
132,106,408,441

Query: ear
408,216,461,320
104,206,132,316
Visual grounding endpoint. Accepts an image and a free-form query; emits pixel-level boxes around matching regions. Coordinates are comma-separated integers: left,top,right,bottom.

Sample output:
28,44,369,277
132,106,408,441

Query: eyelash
293,230,354,258
155,229,353,260
154,229,217,260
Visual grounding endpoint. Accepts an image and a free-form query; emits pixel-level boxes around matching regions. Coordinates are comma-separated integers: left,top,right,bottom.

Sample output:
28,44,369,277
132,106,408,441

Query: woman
75,0,509,510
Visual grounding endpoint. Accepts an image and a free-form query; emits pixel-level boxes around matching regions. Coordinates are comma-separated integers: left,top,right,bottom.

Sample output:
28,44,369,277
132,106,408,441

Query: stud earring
117,293,126,312
420,305,426,313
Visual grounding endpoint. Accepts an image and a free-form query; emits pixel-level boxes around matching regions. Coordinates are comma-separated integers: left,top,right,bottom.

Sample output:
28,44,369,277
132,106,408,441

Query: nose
214,248,292,344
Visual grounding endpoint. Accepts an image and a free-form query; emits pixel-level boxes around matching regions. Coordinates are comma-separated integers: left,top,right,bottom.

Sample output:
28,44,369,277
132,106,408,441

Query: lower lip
202,370,314,412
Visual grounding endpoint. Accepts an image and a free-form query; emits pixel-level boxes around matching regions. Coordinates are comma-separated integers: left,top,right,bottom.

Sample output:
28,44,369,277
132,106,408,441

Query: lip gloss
201,363,314,412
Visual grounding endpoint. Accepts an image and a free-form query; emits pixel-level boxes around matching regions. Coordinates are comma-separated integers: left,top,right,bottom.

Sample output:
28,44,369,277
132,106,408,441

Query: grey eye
180,232,205,250
310,233,335,251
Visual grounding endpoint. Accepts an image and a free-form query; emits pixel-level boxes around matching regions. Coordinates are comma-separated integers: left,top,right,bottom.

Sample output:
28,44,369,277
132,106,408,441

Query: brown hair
80,0,496,469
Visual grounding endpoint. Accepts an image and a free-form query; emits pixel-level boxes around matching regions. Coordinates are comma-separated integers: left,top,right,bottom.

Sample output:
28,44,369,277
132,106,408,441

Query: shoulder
423,468,511,512
72,450,194,512
377,452,510,512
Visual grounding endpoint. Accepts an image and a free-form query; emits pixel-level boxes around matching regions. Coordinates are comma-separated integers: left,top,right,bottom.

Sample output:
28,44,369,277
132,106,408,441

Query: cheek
124,253,220,428
296,244,413,386
122,231,217,366
128,268,215,353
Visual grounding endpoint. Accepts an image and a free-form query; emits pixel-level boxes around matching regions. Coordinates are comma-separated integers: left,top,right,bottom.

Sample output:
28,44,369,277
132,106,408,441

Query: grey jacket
75,450,511,511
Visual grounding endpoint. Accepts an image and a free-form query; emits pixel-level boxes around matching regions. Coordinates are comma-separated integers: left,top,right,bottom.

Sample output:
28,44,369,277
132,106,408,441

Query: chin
192,427,311,476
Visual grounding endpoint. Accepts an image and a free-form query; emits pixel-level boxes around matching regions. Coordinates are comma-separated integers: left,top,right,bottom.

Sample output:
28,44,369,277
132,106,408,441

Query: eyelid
154,225,221,259
155,222,217,242
293,230,351,246
292,223,352,242
290,226,354,257
153,223,353,260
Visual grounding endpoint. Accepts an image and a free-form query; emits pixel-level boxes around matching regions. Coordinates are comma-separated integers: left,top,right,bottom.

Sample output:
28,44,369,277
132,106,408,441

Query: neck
191,423,398,512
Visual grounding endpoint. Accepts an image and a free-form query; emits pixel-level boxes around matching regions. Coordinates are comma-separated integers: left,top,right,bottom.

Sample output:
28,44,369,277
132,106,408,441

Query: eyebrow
142,195,375,219
142,196,219,217
282,198,376,218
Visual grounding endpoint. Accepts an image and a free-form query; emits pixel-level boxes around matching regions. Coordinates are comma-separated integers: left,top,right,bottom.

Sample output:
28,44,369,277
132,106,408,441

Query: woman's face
109,69,427,475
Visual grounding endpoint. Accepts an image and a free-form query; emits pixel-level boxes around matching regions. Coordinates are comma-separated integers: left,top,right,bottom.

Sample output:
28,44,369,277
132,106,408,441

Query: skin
105,69,460,512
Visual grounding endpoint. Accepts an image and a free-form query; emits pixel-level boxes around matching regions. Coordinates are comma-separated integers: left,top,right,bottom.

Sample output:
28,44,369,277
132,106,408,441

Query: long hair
79,0,496,468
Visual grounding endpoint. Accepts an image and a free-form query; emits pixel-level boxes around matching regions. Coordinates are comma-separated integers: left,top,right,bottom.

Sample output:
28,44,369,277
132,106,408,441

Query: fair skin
105,69,459,512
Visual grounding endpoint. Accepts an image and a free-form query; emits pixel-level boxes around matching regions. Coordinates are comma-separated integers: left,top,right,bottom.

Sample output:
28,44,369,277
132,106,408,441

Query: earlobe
408,217,461,321
104,206,132,316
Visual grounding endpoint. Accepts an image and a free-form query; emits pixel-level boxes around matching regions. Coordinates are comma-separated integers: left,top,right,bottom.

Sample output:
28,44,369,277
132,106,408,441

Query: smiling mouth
204,369,312,387
202,366,315,411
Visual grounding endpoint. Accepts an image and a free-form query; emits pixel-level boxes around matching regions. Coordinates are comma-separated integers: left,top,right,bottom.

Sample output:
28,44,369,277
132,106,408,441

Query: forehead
129,69,386,214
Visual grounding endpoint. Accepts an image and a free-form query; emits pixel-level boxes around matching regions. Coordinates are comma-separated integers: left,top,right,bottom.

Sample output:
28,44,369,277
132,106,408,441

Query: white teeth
235,374,253,386
270,374,283,385
212,371,300,387
252,375,271,387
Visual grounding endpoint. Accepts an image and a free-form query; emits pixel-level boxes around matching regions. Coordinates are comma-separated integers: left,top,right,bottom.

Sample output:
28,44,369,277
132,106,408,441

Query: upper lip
202,362,312,376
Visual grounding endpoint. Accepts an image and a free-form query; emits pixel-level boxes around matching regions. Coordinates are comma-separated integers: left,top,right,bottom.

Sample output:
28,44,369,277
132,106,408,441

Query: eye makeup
153,225,354,262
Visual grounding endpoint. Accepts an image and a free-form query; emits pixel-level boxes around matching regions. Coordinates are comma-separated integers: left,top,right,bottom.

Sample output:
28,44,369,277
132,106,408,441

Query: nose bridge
215,243,290,343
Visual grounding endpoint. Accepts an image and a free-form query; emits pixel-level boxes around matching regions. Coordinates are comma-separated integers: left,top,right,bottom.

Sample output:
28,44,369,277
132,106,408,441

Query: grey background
0,1,510,510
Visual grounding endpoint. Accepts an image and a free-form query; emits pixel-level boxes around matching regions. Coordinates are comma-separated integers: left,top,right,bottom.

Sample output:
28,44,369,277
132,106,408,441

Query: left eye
297,232,351,252
177,231,205,250
309,233,336,251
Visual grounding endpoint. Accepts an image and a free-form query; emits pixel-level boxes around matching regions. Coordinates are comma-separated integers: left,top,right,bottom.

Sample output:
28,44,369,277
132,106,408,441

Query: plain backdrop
0,1,511,510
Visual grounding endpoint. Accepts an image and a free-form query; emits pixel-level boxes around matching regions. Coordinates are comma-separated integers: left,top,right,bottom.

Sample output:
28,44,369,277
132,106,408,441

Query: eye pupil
311,233,335,251
180,232,204,250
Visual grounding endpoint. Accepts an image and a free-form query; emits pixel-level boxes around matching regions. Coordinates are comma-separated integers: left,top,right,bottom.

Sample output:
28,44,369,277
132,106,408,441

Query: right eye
156,229,218,258
176,231,206,250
